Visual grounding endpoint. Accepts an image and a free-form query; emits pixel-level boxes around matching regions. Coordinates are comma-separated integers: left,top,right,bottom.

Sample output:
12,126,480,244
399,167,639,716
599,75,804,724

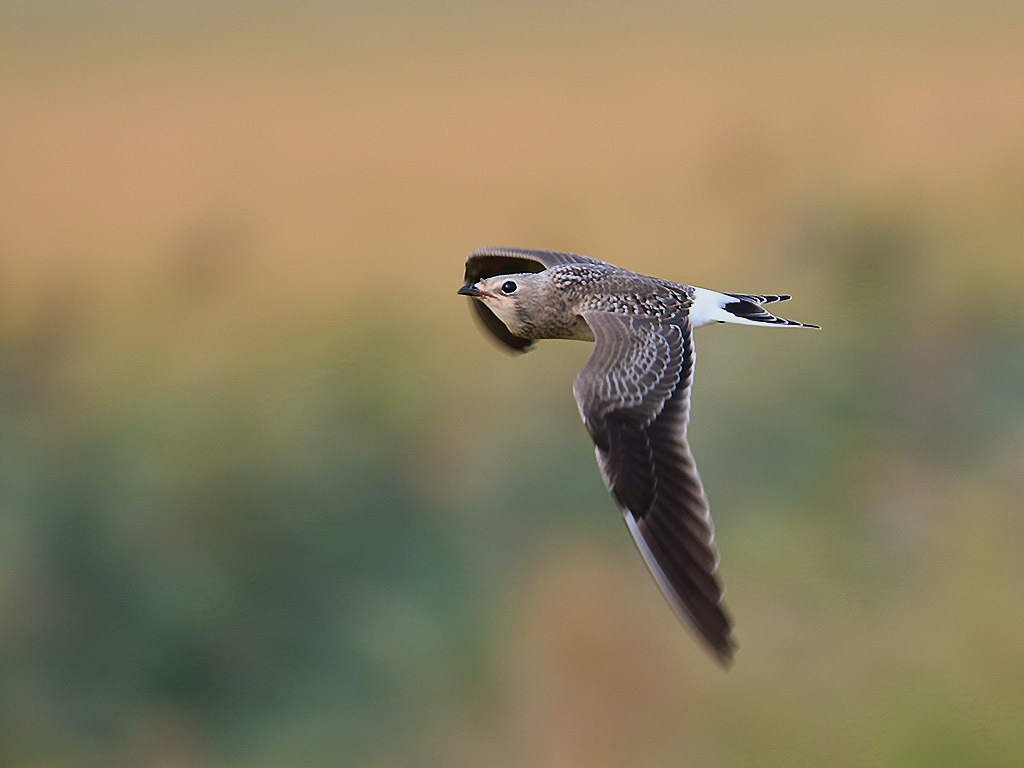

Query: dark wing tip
636,512,737,665
709,628,738,667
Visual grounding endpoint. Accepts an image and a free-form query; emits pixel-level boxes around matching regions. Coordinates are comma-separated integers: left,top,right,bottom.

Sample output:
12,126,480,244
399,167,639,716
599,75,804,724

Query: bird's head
457,273,549,337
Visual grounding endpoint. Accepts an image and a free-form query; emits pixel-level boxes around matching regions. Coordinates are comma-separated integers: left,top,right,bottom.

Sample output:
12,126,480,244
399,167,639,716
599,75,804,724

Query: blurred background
2,2,1024,766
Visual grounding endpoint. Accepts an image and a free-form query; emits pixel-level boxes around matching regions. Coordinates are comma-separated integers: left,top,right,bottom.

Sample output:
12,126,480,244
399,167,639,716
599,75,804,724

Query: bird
457,246,819,664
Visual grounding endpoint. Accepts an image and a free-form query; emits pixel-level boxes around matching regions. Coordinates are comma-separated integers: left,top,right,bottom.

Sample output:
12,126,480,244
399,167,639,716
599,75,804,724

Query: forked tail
689,287,820,329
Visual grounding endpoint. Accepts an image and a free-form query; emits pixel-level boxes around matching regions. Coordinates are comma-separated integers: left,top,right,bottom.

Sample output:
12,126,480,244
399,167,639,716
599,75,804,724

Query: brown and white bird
458,246,818,664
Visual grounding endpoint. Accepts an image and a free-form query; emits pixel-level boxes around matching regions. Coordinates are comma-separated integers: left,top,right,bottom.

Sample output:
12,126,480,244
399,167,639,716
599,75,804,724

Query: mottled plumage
458,247,818,663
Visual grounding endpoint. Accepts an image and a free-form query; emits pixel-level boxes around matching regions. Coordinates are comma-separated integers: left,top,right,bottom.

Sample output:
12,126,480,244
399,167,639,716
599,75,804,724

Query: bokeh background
3,2,1024,766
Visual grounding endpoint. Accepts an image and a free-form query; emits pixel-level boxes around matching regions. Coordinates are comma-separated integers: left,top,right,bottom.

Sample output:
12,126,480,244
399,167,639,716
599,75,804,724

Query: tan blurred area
2,3,1023,767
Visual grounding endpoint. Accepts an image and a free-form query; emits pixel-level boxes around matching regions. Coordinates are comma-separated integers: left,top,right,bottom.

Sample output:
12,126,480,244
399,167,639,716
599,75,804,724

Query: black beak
458,283,484,297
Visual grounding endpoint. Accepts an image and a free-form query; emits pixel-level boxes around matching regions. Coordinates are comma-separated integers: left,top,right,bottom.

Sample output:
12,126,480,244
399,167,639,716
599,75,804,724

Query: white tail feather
689,287,819,329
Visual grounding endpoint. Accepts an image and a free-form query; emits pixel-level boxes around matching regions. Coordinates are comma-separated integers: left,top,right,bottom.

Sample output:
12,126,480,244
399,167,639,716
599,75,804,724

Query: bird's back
549,263,693,319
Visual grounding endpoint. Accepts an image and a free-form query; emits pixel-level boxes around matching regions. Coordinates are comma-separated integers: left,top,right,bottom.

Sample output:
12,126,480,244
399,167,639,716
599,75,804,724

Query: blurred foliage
2,2,1024,767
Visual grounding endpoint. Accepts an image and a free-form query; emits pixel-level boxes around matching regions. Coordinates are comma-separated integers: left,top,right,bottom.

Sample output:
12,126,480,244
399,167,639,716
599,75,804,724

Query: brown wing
463,247,606,352
572,310,735,663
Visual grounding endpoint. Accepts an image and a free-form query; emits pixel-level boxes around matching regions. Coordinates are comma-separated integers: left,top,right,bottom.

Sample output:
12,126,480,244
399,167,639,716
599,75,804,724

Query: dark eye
501,281,517,294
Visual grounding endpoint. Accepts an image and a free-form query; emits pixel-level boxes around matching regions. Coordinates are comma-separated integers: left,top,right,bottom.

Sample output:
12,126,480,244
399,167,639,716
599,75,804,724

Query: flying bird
458,247,818,663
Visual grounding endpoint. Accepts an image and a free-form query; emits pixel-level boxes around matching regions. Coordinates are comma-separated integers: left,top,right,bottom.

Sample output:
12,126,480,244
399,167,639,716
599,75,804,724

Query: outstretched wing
463,247,606,352
572,310,735,663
